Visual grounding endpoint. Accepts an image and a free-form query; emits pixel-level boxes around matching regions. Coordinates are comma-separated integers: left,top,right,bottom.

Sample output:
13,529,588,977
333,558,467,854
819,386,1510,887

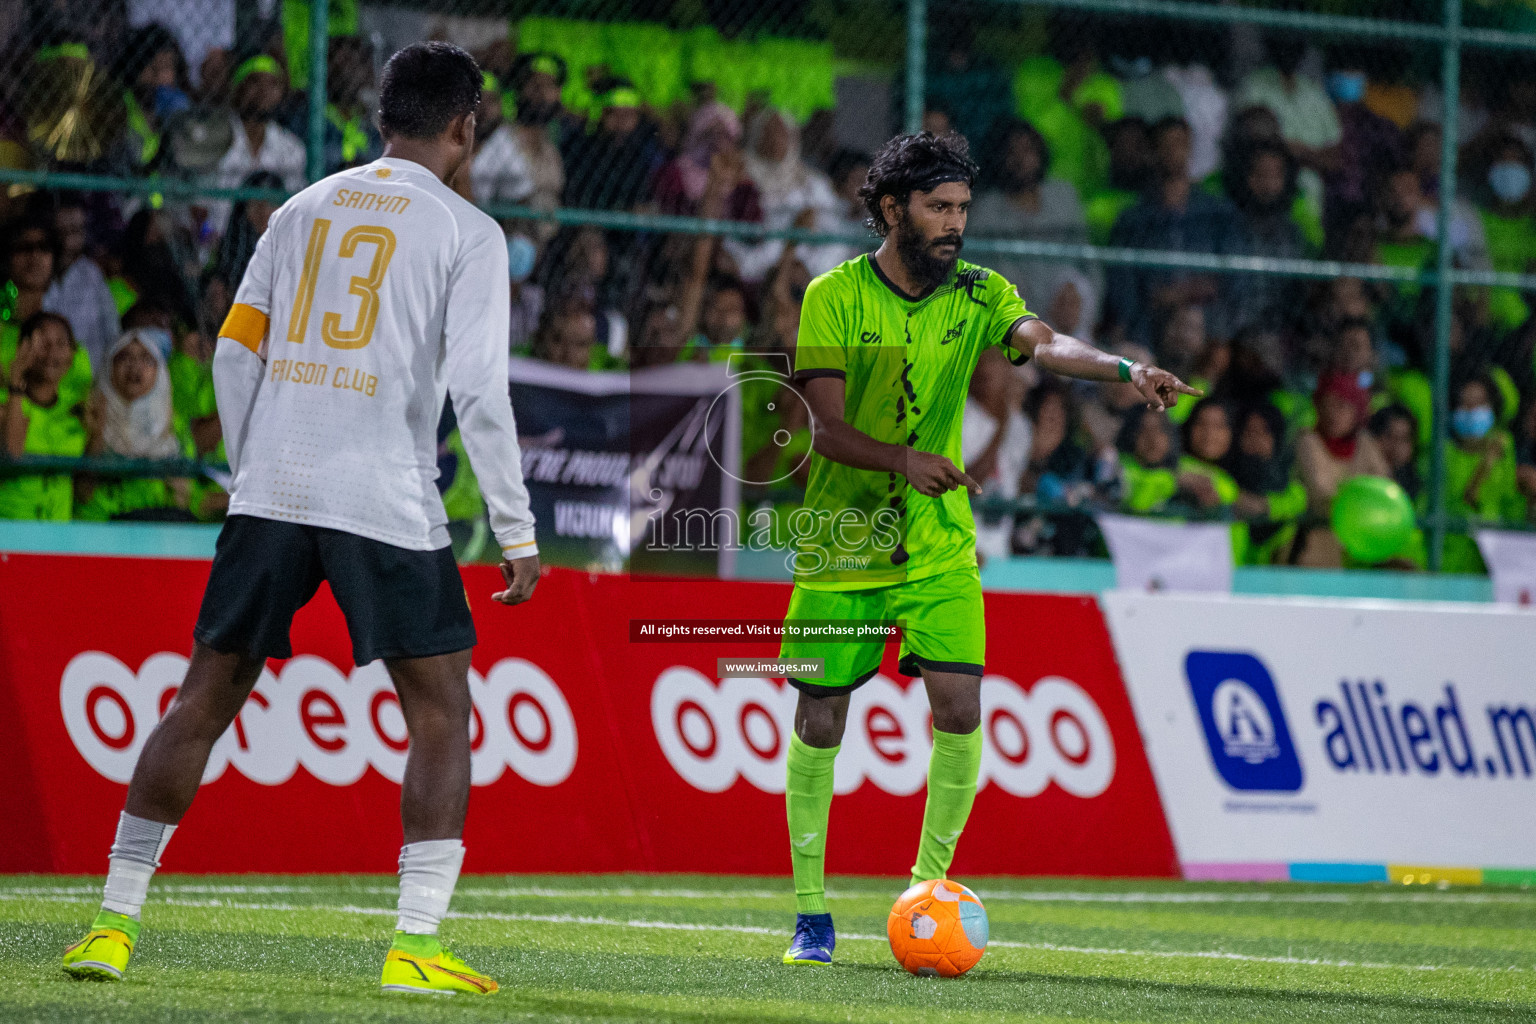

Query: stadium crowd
0,12,1534,572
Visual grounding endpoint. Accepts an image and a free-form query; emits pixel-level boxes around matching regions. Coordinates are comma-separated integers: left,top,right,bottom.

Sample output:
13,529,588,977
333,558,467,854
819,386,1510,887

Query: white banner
1097,515,1233,593
1102,592,1536,871
1476,530,1536,606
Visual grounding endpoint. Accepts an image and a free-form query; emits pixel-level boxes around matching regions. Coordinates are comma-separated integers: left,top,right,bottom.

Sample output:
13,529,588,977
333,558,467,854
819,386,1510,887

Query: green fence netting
0,0,1534,572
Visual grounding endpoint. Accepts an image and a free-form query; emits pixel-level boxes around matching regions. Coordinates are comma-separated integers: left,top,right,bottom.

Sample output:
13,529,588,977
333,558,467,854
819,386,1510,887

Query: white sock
395,839,465,935
101,812,176,919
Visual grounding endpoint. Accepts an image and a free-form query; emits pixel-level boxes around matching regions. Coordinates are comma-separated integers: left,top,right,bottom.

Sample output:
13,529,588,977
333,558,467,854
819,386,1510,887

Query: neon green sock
911,726,982,886
90,909,140,944
786,733,839,914
390,931,442,957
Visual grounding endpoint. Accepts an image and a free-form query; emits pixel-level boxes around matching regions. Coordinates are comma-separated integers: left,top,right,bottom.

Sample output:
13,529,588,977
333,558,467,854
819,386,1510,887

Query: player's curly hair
378,42,482,140
859,131,979,237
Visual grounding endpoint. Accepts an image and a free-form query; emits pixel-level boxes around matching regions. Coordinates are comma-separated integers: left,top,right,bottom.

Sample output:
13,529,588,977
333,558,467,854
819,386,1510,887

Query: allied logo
1184,651,1303,792
375,167,392,178
940,320,966,345
860,330,882,345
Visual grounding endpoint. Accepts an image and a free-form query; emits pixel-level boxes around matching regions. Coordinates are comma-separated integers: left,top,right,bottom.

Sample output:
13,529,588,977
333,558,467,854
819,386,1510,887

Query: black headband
909,168,973,193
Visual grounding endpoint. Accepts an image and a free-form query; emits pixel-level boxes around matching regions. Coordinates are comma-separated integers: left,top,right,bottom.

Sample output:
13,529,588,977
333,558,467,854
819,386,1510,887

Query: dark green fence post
306,0,331,184
905,0,927,135
1428,0,1462,571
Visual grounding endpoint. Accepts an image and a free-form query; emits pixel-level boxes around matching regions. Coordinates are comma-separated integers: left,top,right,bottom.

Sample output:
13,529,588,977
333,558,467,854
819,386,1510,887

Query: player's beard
893,214,962,293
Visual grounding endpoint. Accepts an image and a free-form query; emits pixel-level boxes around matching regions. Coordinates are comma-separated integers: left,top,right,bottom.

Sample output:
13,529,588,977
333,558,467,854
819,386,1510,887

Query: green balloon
1331,475,1416,564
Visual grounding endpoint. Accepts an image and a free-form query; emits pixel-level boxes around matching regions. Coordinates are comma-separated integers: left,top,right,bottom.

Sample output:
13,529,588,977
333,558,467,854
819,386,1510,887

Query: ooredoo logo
60,652,578,788
651,669,1114,797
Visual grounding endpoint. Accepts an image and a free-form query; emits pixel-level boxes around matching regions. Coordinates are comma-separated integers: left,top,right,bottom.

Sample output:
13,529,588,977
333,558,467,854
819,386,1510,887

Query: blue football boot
782,912,835,965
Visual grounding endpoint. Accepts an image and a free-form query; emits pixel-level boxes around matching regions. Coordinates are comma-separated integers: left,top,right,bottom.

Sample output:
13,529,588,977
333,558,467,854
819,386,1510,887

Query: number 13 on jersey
287,218,397,350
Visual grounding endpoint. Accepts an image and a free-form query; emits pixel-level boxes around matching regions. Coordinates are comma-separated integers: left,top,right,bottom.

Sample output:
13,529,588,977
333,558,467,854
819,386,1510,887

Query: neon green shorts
777,567,985,694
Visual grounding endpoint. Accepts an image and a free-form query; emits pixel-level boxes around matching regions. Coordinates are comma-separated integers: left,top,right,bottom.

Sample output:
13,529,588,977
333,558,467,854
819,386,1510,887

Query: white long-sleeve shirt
213,156,537,557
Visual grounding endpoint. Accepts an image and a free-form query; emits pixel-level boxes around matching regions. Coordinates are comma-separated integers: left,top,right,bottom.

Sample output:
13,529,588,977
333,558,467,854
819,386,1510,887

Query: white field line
974,891,1536,906
2,892,1530,975
2,883,1533,905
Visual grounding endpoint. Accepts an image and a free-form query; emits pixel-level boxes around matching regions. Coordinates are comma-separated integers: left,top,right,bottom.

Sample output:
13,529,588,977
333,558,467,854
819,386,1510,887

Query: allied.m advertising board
1103,592,1536,881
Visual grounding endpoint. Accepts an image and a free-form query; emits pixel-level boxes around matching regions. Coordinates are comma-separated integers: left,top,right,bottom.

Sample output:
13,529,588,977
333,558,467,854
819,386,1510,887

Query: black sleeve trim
793,368,847,381
1000,314,1039,366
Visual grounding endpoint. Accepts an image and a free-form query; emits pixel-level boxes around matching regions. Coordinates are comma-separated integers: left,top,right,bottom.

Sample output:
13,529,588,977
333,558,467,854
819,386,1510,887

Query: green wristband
1118,357,1135,382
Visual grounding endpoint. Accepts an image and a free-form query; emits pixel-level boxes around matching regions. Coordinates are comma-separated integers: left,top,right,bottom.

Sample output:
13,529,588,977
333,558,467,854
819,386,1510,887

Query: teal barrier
666,536,1497,602
0,520,1496,602
0,520,220,558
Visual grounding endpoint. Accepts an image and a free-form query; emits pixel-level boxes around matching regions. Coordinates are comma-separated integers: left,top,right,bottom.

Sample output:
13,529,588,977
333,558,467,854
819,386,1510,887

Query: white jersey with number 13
214,156,537,557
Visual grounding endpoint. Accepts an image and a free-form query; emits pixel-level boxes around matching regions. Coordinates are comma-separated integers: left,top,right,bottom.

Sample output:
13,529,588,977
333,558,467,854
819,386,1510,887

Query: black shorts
193,515,476,665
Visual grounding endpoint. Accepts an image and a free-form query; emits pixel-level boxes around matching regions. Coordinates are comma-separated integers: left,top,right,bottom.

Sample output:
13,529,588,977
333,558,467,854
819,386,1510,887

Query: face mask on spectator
1325,71,1366,104
1357,369,1374,391
506,235,537,283
1488,161,1532,204
1453,405,1495,440
153,85,190,120
1108,55,1153,79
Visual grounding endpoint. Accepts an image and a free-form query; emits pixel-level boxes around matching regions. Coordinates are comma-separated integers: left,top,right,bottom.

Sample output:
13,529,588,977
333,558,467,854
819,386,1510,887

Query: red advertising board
0,553,1176,878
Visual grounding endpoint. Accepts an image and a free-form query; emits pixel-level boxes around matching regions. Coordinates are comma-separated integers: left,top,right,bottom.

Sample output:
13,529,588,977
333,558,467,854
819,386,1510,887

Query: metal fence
1,0,1534,570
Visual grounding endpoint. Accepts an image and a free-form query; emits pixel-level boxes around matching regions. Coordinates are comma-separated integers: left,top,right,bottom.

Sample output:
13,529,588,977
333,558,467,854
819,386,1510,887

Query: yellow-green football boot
62,910,139,981
380,932,497,995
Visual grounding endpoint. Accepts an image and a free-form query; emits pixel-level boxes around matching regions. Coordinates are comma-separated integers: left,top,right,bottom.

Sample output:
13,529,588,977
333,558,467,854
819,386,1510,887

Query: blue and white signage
1103,593,1536,871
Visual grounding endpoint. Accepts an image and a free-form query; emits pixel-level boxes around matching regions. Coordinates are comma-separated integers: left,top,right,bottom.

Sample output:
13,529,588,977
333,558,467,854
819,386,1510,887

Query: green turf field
1,874,1532,1022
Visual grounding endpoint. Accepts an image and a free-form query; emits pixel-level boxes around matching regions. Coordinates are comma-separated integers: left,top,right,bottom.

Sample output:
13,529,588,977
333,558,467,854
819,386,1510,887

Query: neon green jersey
791,254,1033,589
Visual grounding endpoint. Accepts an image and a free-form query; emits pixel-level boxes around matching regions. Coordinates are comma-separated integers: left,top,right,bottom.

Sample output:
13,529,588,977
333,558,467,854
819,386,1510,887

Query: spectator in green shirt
2,218,95,410
1369,403,1423,504
1229,401,1306,565
0,312,90,520
1215,325,1310,440
1179,398,1247,561
1178,399,1239,510
1084,117,1153,245
110,23,190,173
1441,373,1527,572
1472,134,1536,333
1116,404,1180,513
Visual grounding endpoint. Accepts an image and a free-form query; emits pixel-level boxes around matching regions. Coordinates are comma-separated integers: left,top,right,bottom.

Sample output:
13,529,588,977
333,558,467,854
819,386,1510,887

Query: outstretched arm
801,376,979,497
1009,317,1202,412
